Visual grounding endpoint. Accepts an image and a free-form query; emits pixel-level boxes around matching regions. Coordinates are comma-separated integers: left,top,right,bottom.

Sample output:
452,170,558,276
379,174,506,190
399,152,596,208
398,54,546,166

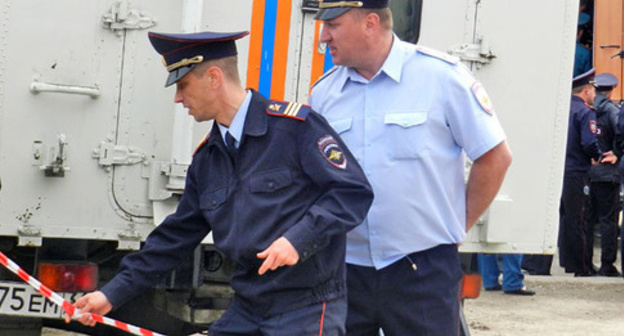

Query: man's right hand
64,291,112,326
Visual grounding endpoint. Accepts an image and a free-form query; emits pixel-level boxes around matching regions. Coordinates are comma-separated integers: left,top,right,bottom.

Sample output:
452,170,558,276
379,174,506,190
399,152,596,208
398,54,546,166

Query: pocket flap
384,112,427,128
250,168,293,193
329,118,353,134
200,187,227,210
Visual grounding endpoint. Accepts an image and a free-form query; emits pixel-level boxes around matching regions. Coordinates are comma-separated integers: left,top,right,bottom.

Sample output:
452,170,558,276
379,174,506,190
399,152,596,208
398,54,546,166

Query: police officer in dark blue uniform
68,31,374,336
560,69,617,276
586,73,621,277
523,69,617,276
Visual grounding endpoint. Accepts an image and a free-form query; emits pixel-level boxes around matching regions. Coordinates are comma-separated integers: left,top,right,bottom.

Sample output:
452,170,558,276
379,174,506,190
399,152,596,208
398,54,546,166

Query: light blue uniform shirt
309,37,506,269
217,90,252,147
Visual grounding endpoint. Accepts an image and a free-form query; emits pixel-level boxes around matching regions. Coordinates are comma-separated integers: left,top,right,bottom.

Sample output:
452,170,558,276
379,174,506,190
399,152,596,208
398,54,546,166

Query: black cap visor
315,7,351,20
165,65,194,87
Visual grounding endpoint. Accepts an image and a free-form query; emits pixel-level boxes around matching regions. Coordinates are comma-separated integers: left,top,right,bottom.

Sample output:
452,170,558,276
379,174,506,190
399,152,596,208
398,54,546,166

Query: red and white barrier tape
0,251,168,336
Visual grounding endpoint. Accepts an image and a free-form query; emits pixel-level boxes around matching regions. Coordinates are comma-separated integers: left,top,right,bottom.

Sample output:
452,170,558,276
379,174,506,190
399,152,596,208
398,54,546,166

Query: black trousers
585,181,620,268
345,244,462,336
558,173,592,274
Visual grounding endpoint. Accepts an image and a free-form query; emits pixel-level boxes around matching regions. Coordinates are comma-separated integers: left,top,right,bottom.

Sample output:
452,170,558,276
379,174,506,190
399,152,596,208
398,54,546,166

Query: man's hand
257,237,299,275
64,291,112,326
600,151,618,164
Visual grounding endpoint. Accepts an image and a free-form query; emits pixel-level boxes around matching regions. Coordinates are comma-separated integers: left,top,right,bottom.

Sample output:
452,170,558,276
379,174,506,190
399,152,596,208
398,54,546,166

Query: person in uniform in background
559,69,616,277
586,73,621,277
478,254,535,296
310,1,512,335
66,30,374,336
574,13,592,77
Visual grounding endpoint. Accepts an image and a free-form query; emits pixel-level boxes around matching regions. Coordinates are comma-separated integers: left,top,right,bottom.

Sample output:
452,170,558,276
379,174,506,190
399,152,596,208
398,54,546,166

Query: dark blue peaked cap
315,0,389,20
594,73,618,89
148,31,249,87
572,68,595,88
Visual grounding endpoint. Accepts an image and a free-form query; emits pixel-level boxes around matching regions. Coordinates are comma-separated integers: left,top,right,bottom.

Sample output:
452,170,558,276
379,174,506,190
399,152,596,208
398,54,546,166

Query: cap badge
319,1,364,9
164,55,204,72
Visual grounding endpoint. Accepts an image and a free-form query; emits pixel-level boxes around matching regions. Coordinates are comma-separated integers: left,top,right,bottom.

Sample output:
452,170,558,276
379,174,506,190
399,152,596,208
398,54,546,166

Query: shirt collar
217,90,252,144
339,34,405,91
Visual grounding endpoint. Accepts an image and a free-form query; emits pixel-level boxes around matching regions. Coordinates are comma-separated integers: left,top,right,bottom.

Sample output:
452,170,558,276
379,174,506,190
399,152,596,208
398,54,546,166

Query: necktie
225,131,238,159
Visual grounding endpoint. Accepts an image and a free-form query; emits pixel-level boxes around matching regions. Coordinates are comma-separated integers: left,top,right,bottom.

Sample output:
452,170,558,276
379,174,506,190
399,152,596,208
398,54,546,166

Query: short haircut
191,55,241,84
596,87,614,95
353,8,393,30
572,85,589,95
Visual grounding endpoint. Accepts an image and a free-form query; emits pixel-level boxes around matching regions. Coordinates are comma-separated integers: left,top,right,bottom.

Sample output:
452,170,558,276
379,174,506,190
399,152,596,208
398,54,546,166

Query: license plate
0,281,84,319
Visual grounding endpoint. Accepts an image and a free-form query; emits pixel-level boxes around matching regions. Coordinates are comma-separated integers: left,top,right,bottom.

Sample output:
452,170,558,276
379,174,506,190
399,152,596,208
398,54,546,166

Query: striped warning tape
0,251,168,336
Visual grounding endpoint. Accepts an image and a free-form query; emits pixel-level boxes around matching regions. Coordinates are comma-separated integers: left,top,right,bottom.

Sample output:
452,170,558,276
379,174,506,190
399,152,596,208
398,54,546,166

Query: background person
478,254,535,296
586,72,621,277
67,30,374,336
310,1,512,335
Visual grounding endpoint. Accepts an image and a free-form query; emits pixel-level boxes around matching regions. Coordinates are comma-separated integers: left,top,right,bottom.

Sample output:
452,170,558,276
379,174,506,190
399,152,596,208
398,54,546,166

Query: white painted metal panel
419,0,579,253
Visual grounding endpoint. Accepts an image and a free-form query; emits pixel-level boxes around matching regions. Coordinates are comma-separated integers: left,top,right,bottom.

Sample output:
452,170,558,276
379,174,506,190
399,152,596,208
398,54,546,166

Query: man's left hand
600,151,618,164
257,237,299,275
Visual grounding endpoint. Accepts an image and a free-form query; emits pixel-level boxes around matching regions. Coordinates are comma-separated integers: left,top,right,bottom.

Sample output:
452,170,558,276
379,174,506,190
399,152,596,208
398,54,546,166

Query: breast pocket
200,187,227,211
384,111,429,159
250,168,293,193
328,118,353,135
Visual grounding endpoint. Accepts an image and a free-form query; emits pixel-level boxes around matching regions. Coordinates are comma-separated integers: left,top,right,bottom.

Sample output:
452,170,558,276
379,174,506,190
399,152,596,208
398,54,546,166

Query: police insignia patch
317,135,347,170
471,81,494,115
589,120,597,134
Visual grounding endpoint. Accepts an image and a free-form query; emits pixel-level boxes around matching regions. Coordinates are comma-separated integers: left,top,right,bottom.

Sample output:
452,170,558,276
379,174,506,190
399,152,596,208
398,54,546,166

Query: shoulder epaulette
193,134,210,156
266,100,311,121
583,102,595,111
311,66,339,89
415,45,459,65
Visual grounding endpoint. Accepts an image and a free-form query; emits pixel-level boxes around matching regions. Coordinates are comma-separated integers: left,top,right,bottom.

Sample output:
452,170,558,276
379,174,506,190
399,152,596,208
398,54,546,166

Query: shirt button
268,182,275,189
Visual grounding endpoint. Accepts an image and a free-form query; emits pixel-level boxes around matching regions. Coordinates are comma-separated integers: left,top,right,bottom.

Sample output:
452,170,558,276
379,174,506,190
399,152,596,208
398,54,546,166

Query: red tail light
38,263,98,292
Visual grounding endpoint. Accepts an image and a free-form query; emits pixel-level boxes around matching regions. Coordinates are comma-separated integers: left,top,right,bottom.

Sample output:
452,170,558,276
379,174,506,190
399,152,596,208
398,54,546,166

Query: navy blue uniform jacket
101,91,373,315
589,94,619,182
565,96,601,174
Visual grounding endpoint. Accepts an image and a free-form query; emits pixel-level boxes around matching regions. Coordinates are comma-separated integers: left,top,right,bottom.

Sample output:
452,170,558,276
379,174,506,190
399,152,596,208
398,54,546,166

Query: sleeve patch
589,120,597,134
471,81,494,115
318,135,347,170
267,100,311,121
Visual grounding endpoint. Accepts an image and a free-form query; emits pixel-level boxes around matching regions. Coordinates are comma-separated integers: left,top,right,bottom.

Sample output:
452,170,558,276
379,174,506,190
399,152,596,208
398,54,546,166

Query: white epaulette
415,46,459,65
311,66,339,89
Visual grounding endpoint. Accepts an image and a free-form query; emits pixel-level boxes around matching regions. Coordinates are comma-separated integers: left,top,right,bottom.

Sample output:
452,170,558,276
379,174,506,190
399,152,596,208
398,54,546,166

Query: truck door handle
30,81,100,99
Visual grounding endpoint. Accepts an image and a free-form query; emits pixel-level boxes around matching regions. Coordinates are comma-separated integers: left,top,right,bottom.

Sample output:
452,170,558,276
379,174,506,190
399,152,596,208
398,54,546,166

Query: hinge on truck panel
448,38,496,66
101,1,156,36
92,141,147,170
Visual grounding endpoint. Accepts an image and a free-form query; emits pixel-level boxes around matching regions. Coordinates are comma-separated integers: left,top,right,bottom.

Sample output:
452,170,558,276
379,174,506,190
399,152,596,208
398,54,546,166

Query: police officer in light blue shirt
311,1,512,335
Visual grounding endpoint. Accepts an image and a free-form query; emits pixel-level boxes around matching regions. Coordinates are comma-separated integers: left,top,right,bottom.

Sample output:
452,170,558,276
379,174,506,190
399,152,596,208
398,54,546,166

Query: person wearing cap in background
522,69,617,277
309,1,512,335
575,12,592,77
585,72,621,277
558,69,617,277
66,30,373,335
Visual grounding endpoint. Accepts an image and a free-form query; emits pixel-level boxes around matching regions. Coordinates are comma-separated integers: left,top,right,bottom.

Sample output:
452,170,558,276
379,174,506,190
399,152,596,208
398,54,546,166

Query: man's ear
207,66,223,88
365,12,381,30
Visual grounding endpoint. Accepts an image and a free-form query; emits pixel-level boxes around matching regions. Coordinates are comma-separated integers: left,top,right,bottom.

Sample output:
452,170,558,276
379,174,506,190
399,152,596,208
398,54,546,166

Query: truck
0,0,601,335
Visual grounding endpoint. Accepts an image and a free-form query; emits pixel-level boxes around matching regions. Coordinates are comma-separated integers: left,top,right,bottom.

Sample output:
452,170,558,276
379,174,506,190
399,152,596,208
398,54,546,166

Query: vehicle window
390,0,422,43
